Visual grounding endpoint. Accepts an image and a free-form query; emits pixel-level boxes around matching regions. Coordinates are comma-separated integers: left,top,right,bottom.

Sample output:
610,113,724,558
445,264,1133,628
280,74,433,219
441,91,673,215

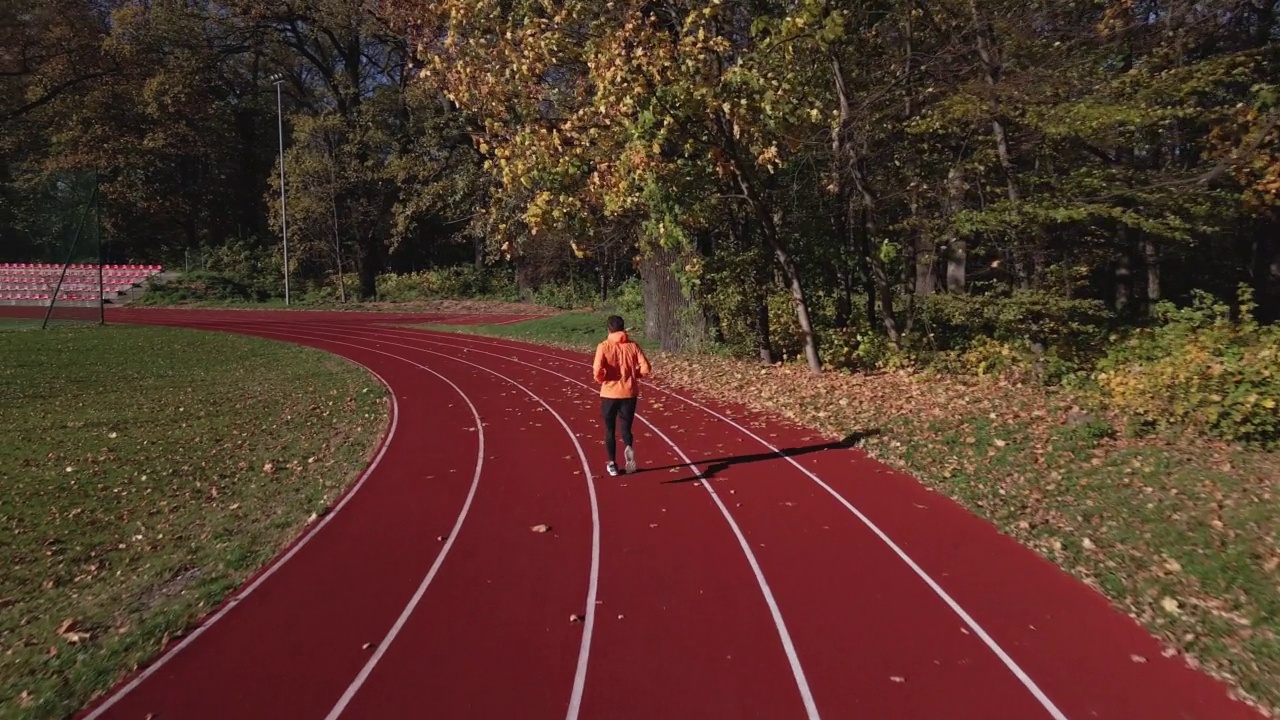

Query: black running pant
601,397,637,463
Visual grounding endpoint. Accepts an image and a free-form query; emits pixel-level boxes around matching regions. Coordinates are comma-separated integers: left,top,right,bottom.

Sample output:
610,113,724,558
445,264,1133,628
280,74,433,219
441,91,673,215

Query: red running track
67,307,1265,720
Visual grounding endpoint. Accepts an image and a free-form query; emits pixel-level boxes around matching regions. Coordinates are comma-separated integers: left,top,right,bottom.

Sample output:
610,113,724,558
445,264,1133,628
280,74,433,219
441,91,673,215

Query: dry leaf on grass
56,618,91,644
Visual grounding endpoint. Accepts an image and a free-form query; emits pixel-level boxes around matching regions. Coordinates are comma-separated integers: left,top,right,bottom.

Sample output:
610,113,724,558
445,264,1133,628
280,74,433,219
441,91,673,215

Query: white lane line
241,324,602,720
81,359,401,720
303,323,820,720
312,345,486,720
386,326,1069,720
155,321,494,720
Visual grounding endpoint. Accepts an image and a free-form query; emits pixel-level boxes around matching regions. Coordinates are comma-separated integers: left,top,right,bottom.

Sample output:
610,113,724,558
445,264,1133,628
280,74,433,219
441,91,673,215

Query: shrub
376,271,430,301
430,265,517,299
373,266,519,302
301,274,360,304
198,238,283,299
530,276,595,309
140,271,264,303
1095,286,1280,445
610,277,645,318
920,290,1113,364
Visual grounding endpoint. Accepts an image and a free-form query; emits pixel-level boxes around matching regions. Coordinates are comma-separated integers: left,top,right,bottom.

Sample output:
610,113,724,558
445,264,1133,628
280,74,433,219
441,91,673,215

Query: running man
592,314,652,476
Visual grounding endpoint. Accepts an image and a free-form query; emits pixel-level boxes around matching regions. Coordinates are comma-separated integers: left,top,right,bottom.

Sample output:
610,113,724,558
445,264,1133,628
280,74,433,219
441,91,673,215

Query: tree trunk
1143,234,1161,316
746,189,821,372
1114,230,1133,314
946,241,968,294
357,239,379,300
861,211,902,346
598,260,609,304
639,244,699,352
728,211,775,360
829,71,855,331
326,157,346,304
1250,221,1278,322
725,124,821,371
858,220,877,330
834,270,853,329
515,256,533,300
755,297,774,364
914,233,936,297
832,51,900,345
972,0,1020,206
831,174,854,330
941,166,966,293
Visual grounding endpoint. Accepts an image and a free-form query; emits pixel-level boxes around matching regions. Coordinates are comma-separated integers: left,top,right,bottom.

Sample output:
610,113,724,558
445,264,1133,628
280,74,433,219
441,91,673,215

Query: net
40,172,103,328
0,171,103,328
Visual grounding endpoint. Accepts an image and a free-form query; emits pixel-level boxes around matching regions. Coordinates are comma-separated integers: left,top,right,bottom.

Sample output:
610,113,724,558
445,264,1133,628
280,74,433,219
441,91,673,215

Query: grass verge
130,297,560,317
0,319,41,332
0,325,387,719
423,310,648,350
434,315,1279,717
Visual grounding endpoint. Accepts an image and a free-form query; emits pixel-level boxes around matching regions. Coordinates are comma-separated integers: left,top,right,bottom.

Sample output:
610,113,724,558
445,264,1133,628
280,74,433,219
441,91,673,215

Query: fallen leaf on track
531,524,551,533
569,614,583,623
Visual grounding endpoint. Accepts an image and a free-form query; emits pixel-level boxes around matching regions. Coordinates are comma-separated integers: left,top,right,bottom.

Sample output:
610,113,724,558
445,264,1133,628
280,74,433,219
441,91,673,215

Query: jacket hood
606,330,629,343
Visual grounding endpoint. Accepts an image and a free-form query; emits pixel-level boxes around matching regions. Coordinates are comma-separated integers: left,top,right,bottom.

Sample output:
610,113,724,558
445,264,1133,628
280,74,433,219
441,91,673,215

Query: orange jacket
592,330,652,398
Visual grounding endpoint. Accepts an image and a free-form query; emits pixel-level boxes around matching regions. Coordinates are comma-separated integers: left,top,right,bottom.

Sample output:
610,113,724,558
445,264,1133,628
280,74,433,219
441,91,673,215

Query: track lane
78,323,485,720
74,307,1266,720
183,321,600,720
235,319,821,719
322,324,1056,719
377,324,1269,720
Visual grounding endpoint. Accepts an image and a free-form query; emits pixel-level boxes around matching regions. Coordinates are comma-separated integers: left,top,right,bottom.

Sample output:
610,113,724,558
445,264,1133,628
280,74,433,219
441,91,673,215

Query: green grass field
0,325,387,719
425,311,650,351
0,318,42,332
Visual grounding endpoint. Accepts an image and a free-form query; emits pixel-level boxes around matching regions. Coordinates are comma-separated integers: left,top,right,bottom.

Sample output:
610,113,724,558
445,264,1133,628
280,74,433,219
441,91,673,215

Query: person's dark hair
607,315,625,332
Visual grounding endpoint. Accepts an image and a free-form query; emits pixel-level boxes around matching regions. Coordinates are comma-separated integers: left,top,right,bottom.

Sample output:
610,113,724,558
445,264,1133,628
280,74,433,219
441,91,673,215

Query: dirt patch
140,567,204,611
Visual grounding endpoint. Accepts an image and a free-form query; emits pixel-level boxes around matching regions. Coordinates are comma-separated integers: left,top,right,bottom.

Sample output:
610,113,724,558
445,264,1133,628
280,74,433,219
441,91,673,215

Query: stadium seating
0,263,163,304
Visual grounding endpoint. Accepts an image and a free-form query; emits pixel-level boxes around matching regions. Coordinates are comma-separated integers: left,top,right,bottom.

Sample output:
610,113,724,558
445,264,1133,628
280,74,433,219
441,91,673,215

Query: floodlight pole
274,77,291,306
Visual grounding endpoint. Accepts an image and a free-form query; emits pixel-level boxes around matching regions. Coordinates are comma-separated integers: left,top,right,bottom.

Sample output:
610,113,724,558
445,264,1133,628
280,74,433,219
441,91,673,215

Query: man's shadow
651,429,881,485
